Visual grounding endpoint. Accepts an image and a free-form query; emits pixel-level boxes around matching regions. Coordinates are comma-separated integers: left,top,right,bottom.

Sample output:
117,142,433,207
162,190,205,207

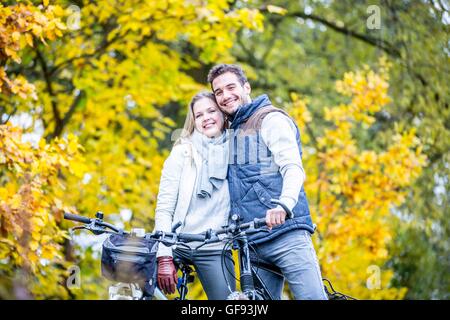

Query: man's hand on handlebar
265,207,287,230
265,199,294,230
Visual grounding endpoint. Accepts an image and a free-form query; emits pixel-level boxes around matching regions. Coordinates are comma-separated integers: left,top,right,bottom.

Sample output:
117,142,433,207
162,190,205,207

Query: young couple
154,64,328,300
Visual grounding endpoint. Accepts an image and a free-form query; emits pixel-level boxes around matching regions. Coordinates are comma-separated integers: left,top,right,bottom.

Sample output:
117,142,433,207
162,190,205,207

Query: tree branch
46,90,86,141
0,105,17,124
35,47,62,136
49,29,130,77
236,30,262,68
260,18,282,63
49,8,180,78
260,7,401,58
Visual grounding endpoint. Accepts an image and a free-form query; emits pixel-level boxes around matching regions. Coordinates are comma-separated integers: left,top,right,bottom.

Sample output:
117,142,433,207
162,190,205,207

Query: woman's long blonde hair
174,91,227,145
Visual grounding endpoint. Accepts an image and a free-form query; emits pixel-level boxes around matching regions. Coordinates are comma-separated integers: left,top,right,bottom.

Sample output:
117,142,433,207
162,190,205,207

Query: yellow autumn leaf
32,24,43,36
32,216,46,227
41,235,52,244
266,5,287,16
25,33,34,47
54,198,63,209
42,247,55,260
30,241,39,251
12,31,21,41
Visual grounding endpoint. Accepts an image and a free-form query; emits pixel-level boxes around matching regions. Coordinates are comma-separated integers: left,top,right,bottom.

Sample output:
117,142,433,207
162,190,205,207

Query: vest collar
229,94,272,129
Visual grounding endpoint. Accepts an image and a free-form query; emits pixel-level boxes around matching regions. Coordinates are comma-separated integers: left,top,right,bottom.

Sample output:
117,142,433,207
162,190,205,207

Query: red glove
157,256,178,294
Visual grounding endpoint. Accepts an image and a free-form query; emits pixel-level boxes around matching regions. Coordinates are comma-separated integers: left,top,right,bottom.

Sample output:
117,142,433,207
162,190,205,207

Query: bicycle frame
231,233,277,300
228,218,281,300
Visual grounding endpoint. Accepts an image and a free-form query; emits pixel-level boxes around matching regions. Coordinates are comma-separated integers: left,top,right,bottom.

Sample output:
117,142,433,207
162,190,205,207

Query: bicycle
65,210,192,300
64,199,355,300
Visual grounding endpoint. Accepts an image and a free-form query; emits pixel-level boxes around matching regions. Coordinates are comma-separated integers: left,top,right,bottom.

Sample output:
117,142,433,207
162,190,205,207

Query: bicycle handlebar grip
64,212,91,224
178,233,206,243
253,218,267,229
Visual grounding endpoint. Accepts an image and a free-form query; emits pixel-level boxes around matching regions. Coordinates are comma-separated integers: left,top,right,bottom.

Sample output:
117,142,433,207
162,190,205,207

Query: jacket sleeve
260,112,306,212
154,144,187,257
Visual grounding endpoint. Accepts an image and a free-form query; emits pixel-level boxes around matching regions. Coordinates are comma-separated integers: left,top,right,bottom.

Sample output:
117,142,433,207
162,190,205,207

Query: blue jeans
173,248,236,300
252,229,328,300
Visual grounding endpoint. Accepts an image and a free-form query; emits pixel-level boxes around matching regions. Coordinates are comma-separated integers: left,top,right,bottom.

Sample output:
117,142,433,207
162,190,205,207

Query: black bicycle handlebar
64,212,123,233
249,217,267,229
64,212,91,224
177,233,208,242
64,201,290,246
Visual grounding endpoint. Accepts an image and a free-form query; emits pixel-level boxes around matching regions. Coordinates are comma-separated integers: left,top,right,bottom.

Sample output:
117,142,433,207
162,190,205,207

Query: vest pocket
253,181,274,209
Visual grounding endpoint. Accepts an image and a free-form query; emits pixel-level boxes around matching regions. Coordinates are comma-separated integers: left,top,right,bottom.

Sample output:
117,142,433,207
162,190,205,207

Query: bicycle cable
221,236,238,294
220,234,264,295
221,234,251,292
322,278,357,300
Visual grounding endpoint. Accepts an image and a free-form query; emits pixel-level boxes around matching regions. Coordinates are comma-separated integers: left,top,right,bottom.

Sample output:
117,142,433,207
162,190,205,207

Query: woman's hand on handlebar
157,256,178,295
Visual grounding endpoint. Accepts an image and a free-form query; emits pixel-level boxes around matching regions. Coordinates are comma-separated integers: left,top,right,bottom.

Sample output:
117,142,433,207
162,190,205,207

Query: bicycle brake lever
171,221,182,233
88,219,107,235
194,234,220,250
158,232,178,247
70,226,87,232
194,243,207,250
270,199,294,219
69,225,87,238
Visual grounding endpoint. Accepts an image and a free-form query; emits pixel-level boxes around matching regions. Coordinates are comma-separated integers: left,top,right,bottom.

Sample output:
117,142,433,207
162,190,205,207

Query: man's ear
244,82,251,95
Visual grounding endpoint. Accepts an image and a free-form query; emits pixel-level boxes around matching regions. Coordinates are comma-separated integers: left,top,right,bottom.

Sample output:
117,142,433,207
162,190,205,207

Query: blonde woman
154,92,235,299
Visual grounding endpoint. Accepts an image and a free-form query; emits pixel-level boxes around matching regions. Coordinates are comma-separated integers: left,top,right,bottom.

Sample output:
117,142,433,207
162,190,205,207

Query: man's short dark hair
207,64,248,87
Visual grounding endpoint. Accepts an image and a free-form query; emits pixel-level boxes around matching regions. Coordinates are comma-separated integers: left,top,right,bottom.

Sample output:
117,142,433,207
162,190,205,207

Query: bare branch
1,105,17,124
35,47,62,137
260,7,401,58
46,90,86,140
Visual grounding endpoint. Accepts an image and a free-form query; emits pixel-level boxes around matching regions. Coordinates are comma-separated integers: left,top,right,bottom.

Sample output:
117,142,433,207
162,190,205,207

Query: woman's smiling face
192,97,225,138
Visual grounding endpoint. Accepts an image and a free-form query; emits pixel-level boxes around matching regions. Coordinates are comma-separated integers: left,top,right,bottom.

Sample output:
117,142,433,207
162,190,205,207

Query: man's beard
224,93,250,115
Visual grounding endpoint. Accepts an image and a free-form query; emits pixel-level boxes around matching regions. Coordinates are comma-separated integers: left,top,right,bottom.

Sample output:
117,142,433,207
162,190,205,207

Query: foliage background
0,0,448,299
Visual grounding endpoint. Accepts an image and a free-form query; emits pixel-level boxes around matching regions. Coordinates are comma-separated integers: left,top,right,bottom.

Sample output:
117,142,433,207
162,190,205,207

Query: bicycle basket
101,234,159,295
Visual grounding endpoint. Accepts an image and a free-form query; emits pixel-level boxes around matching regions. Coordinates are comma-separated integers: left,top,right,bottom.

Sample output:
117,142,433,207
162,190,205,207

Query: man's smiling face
211,72,251,116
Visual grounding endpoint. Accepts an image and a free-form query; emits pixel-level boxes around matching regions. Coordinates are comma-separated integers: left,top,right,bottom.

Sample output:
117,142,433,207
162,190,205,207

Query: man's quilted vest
227,94,315,244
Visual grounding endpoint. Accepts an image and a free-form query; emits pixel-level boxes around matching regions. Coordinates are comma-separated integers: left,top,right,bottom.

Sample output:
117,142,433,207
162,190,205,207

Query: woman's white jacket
154,140,202,257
